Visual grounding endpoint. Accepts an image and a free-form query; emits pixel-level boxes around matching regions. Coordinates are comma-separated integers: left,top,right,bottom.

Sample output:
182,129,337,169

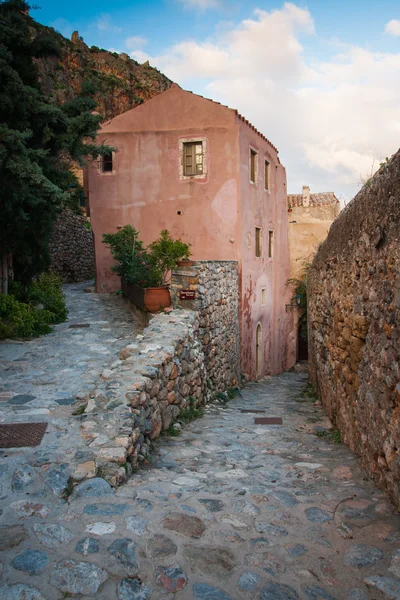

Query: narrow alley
0,287,399,599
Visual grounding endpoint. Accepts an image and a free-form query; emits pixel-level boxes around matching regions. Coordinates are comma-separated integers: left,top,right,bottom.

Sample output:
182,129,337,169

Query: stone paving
1,363,400,598
1,286,400,599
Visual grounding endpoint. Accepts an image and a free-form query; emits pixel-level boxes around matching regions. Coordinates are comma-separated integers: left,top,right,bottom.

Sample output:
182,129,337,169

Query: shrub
10,273,67,323
0,294,52,339
28,273,68,323
103,226,191,288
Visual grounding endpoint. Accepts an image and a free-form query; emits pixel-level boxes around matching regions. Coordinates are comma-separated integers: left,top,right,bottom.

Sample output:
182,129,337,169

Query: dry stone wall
50,209,94,282
78,310,207,486
76,261,240,486
171,261,240,394
308,150,400,508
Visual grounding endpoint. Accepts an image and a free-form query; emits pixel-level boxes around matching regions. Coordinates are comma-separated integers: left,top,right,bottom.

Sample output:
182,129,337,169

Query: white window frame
179,137,207,181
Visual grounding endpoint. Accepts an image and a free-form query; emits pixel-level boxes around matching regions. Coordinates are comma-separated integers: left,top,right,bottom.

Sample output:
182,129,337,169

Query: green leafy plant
10,273,67,323
0,294,53,339
102,226,191,288
148,229,191,284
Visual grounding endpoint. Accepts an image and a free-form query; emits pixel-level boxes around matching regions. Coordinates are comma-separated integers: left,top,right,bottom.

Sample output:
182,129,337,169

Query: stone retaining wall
308,149,400,509
76,260,240,486
78,310,207,486
171,260,240,394
50,209,94,282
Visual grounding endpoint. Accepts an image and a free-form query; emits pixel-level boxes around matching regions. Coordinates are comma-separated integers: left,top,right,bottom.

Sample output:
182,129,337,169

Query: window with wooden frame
101,153,113,173
183,141,204,176
268,230,274,258
264,159,270,191
250,148,257,183
255,227,262,257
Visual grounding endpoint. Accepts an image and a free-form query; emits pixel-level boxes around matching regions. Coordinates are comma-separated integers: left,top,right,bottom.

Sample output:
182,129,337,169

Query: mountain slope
34,24,172,120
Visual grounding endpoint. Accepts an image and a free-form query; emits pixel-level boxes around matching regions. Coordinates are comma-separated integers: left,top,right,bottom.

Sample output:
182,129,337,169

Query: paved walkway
1,363,400,598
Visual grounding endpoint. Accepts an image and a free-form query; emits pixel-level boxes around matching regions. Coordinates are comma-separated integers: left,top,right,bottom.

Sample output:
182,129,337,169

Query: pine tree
0,0,108,291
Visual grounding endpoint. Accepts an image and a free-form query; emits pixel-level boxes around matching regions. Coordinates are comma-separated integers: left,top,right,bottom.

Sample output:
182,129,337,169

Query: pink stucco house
87,84,295,379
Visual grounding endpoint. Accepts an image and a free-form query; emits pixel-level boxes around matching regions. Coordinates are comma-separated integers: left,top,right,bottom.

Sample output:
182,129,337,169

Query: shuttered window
268,230,274,258
255,227,262,257
250,149,257,183
183,142,203,176
265,159,270,191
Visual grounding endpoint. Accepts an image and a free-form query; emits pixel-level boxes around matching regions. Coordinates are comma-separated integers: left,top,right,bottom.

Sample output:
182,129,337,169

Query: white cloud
176,0,223,9
131,3,400,200
126,36,147,50
96,14,122,33
385,19,400,36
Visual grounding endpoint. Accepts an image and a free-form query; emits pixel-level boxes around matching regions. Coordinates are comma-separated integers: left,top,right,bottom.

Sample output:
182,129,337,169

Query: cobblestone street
0,287,400,599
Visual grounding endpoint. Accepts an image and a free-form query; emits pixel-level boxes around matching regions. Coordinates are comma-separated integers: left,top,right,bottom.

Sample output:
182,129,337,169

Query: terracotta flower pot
144,287,171,313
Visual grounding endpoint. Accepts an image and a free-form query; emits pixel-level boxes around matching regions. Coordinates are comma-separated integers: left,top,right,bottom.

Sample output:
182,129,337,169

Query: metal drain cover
240,409,266,414
254,417,283,425
68,324,90,328
0,422,48,448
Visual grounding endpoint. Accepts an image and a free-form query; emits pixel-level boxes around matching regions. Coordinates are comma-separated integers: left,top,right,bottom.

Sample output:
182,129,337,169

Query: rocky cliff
34,24,172,120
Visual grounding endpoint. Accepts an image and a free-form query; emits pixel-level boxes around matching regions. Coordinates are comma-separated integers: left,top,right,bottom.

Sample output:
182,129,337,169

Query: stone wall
308,150,400,509
78,310,207,486
50,209,94,282
170,261,240,394
75,261,240,486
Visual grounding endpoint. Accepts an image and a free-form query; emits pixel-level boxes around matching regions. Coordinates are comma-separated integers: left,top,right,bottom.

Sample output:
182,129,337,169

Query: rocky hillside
34,25,172,120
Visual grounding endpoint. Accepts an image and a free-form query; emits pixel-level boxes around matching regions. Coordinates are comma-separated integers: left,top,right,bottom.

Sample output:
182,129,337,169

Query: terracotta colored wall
87,86,295,378
237,118,295,379
87,87,241,293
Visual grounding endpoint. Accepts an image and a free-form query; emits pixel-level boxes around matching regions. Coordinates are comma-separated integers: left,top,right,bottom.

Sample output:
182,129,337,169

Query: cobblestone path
1,362,400,599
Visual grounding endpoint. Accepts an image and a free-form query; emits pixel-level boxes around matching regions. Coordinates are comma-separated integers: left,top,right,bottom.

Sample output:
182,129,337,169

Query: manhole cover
68,324,90,328
0,422,48,448
240,409,266,413
254,417,283,425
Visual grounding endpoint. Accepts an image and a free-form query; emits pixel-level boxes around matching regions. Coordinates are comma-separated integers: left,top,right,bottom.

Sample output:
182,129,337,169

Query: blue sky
35,0,400,201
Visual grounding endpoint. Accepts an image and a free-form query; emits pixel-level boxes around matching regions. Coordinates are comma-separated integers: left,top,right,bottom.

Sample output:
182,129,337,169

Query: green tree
0,0,109,291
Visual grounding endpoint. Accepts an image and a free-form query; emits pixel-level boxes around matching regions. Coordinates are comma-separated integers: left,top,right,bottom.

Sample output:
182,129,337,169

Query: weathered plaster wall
170,261,240,393
50,209,94,282
308,151,400,508
288,219,335,279
88,86,241,293
87,85,295,379
238,120,295,379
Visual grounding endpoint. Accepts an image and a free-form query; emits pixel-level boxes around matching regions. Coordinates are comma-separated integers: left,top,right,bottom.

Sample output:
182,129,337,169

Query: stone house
287,186,340,279
286,186,340,360
86,84,295,379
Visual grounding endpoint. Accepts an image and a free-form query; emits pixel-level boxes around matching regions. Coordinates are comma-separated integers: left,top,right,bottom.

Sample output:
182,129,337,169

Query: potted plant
103,226,191,313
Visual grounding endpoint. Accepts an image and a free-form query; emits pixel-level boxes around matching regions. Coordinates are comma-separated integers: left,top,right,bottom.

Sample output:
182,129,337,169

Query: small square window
250,148,257,183
101,153,113,173
264,160,270,191
268,230,274,258
183,142,203,176
255,227,262,257
261,288,266,304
